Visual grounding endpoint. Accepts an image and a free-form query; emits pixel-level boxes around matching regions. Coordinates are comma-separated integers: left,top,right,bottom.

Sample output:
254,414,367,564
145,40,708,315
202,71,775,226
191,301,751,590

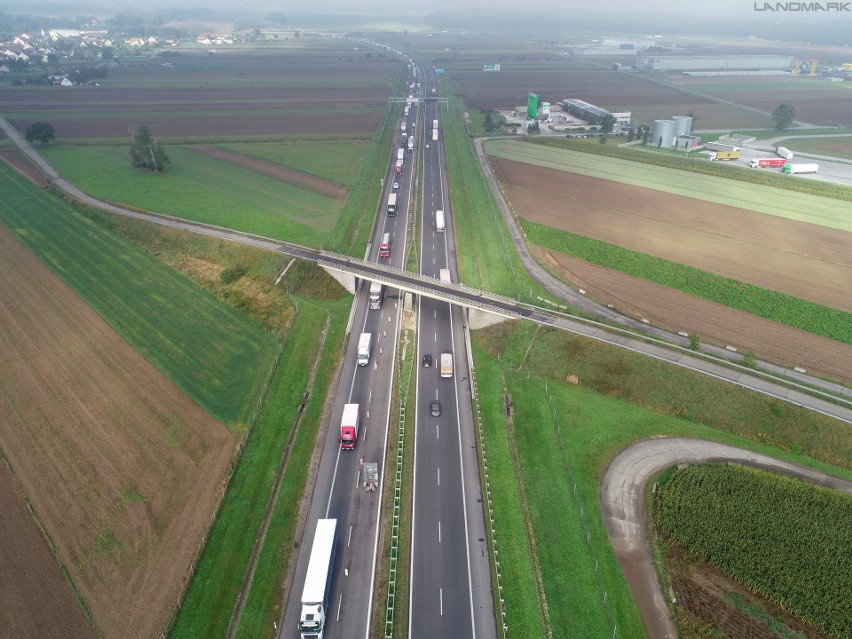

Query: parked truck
387,193,397,217
706,142,740,152
775,146,794,160
435,209,445,232
401,122,407,134
340,403,359,449
357,332,372,366
749,157,787,169
706,150,740,161
432,119,439,130
298,518,338,639
782,163,818,175
439,268,451,284
369,281,384,309
440,352,454,378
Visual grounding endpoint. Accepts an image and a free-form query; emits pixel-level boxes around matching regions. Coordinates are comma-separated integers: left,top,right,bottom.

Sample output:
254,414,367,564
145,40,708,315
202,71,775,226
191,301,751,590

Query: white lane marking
439,520,442,543
436,424,439,440
434,310,437,319
348,524,353,547
355,469,360,488
440,588,443,616
369,390,373,403
336,593,343,621
434,332,437,342
437,467,440,486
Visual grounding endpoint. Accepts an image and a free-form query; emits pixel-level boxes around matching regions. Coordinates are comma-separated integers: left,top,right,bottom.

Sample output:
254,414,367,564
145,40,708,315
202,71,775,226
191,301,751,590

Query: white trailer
397,148,405,161
407,137,414,152
432,128,439,142
369,281,384,309
299,519,337,639
782,163,818,175
435,209,445,232
440,352,453,378
439,268,451,284
357,332,372,366
775,146,794,160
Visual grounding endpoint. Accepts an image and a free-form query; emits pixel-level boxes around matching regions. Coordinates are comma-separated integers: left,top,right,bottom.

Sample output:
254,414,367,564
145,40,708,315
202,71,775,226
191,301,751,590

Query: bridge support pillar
467,307,509,330
320,266,356,294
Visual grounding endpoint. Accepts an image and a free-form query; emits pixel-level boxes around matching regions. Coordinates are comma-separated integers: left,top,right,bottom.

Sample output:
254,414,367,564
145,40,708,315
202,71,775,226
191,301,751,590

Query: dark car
430,400,441,417
422,353,432,368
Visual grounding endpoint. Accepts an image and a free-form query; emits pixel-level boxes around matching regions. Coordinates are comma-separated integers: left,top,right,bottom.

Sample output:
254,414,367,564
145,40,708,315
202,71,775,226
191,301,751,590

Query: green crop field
485,138,852,231
655,464,852,638
223,141,369,186
471,319,852,639
0,163,274,428
41,145,340,245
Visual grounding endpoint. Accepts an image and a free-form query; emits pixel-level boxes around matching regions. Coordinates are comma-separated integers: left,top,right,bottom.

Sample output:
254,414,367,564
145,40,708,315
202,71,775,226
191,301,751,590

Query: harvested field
490,156,852,312
534,247,852,383
0,460,96,639
0,224,236,639
0,148,48,186
191,146,347,199
9,111,384,140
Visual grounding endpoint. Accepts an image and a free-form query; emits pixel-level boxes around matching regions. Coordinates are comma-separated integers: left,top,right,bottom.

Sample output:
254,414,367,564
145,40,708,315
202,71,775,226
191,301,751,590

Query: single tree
686,110,698,125
599,133,607,144
129,125,169,172
627,128,634,142
484,111,496,132
25,122,55,145
771,103,796,131
600,113,616,133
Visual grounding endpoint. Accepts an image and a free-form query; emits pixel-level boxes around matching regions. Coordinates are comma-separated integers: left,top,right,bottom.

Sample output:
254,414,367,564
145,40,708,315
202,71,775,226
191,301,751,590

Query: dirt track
0,149,49,186
0,224,236,638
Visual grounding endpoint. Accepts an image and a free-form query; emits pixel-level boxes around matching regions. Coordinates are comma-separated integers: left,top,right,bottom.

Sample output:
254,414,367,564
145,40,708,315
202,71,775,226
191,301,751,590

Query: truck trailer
706,150,740,161
432,128,439,142
706,142,740,152
775,146,794,160
749,157,786,169
395,161,403,176
435,209,445,232
407,137,414,152
340,403,359,449
357,332,372,366
298,519,338,639
397,148,405,162
379,232,391,258
782,163,818,175
439,268,451,284
440,352,454,378
369,282,384,309
387,193,397,217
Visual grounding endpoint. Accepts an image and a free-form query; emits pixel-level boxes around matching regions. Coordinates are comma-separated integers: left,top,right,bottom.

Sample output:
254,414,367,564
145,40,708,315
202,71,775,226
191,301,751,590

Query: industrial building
561,99,631,127
638,55,793,71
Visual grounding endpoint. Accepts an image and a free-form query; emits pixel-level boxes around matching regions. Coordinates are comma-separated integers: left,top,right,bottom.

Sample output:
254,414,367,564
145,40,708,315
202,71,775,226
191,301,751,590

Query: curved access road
600,437,852,639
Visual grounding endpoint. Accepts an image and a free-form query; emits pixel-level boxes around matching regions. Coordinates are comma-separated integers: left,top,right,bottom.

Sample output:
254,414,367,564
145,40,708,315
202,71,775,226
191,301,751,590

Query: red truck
378,232,391,258
749,158,786,169
394,161,403,176
340,403,359,449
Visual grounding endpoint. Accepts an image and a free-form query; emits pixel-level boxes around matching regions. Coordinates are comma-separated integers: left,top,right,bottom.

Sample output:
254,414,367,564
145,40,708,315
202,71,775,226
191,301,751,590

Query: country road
600,437,852,639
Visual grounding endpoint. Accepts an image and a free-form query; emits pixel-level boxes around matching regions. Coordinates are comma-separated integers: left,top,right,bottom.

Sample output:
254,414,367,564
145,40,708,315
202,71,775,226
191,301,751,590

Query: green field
781,135,852,161
223,141,369,185
0,162,275,428
471,319,852,639
485,138,852,231
655,464,852,638
41,145,340,245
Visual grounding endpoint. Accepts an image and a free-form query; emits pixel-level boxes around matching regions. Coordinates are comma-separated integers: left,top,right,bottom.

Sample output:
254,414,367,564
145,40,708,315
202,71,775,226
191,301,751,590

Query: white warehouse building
638,55,793,71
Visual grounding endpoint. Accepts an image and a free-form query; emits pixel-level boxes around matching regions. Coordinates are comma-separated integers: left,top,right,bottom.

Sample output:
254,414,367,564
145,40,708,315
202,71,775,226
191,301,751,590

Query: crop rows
655,463,852,638
521,220,852,345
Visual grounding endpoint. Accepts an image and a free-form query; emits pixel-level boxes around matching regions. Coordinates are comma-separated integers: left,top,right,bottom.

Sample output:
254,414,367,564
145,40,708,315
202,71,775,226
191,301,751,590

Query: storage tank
541,101,551,117
652,119,676,148
672,115,693,136
527,93,539,119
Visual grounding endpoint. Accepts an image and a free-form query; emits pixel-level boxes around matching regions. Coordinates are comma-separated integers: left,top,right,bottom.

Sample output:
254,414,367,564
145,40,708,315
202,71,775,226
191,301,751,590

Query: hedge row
655,463,852,638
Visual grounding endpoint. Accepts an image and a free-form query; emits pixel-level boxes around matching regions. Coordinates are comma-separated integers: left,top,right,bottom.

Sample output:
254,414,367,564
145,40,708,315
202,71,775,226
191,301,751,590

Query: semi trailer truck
749,158,786,168
706,150,740,161
369,282,384,309
379,233,391,258
357,332,372,366
432,128,439,142
340,403,359,449
439,268,451,284
387,193,397,217
298,519,338,639
435,209,445,232
440,352,453,378
782,163,818,175
775,146,794,160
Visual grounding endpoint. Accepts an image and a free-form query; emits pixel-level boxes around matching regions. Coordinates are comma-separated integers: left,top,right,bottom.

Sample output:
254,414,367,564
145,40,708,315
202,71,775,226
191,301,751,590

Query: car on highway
392,181,400,190
430,400,441,417
422,354,432,367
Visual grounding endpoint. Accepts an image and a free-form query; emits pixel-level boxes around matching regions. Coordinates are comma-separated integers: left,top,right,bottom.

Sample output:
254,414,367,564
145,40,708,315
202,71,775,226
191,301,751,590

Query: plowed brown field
0,224,235,638
0,149,48,186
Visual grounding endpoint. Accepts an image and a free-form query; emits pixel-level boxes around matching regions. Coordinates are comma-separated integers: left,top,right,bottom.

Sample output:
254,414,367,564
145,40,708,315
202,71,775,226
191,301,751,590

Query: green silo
527,93,539,119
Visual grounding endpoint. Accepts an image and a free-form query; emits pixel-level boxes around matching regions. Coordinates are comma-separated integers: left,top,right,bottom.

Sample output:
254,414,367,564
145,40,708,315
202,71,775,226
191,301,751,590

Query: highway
408,67,496,639
277,62,421,639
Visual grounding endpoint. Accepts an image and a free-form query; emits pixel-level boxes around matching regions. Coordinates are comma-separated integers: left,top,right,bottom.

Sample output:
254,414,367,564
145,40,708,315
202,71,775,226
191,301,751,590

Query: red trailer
749,157,786,169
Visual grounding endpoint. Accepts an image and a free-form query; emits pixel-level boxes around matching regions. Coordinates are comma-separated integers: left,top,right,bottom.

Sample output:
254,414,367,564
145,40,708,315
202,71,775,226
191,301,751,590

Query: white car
393,181,400,190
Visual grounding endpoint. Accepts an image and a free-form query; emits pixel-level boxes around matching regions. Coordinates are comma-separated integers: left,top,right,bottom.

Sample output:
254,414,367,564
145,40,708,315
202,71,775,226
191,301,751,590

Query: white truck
357,332,372,366
775,146,794,160
387,193,397,217
440,352,453,378
432,128,439,142
407,137,414,152
439,268,451,284
397,148,405,162
369,281,384,309
299,519,337,639
435,209,445,232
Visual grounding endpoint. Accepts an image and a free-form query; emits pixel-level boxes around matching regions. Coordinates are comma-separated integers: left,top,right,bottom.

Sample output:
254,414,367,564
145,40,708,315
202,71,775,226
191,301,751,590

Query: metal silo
672,115,693,136
527,93,539,119
652,119,676,148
